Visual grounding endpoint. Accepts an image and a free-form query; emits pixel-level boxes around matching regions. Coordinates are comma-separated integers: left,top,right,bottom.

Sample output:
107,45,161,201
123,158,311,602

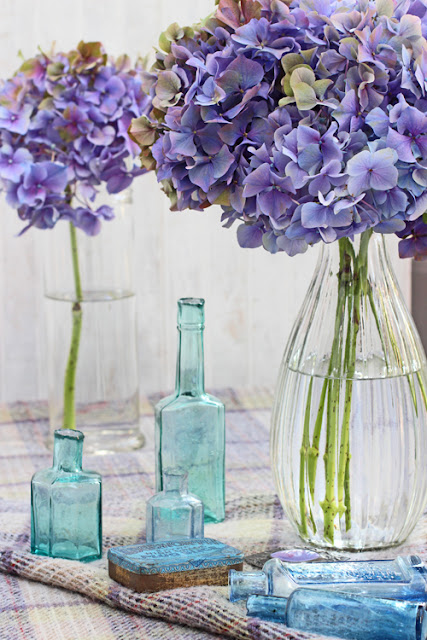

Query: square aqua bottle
155,298,225,523
31,429,102,561
146,468,204,542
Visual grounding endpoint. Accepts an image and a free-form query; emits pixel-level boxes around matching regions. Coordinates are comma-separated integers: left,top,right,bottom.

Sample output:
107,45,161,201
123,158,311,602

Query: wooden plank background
0,0,411,402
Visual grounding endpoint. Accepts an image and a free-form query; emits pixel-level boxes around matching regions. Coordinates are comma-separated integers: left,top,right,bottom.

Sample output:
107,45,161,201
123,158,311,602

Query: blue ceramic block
108,538,244,592
229,555,427,602
31,429,102,562
247,591,427,640
146,468,204,543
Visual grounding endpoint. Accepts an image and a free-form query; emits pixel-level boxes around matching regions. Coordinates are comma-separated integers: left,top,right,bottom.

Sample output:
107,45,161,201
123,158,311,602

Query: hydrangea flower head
0,41,151,234
130,0,427,258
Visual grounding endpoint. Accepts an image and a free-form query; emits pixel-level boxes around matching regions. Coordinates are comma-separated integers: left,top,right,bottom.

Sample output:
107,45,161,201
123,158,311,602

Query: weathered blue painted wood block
108,537,244,592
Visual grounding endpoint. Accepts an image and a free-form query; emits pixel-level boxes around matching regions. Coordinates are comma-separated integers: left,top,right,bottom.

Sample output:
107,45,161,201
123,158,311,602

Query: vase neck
53,429,84,472
286,230,426,379
318,229,376,271
175,298,205,396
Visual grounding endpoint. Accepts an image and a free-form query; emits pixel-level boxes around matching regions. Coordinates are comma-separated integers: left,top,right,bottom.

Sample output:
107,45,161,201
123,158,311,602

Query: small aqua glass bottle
155,298,225,523
31,429,102,561
247,591,427,640
146,468,204,543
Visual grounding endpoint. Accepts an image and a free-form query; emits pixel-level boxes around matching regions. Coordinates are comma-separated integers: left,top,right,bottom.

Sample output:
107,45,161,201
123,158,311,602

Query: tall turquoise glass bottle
155,298,225,523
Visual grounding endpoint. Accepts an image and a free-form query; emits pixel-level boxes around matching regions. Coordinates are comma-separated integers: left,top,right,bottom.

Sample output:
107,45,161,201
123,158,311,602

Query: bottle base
31,543,102,562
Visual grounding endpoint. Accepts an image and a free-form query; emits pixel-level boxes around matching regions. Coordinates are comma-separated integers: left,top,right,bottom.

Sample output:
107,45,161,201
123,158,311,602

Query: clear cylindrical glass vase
44,189,143,454
271,231,427,551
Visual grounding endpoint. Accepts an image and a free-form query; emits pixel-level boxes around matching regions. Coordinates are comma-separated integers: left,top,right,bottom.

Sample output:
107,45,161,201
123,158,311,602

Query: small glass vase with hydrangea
0,42,150,451
130,0,427,550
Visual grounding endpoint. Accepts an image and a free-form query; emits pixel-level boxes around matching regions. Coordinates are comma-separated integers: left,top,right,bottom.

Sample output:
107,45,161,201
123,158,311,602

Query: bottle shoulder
160,392,224,411
155,392,178,413
31,467,56,484
147,493,200,510
32,467,101,485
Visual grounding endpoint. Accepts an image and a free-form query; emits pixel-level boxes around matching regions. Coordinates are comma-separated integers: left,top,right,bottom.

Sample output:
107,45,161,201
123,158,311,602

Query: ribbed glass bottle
155,298,225,523
271,231,427,550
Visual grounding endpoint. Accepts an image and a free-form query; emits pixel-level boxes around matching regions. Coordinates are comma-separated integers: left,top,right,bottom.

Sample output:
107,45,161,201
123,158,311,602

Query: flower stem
337,230,372,531
62,223,83,430
308,378,328,501
320,241,350,542
299,376,313,536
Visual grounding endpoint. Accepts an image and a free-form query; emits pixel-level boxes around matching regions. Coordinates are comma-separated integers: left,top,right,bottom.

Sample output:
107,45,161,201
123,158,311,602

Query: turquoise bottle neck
163,469,188,493
52,429,84,472
176,326,205,396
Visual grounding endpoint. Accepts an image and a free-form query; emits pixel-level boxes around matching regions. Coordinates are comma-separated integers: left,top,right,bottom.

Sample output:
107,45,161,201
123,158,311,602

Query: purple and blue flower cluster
0,42,150,235
130,0,427,259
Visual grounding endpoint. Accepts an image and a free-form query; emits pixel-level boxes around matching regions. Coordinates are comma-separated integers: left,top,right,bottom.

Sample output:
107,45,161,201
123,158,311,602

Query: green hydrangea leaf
47,61,65,79
293,82,318,111
339,37,359,60
278,96,296,106
159,32,172,53
282,64,312,96
376,0,396,16
281,53,304,73
38,97,54,110
213,189,231,206
313,79,333,99
128,116,157,147
156,70,181,102
159,22,185,53
290,67,316,91
300,48,318,64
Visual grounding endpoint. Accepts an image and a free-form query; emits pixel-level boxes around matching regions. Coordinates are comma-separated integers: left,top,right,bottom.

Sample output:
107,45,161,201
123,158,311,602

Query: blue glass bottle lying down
246,590,427,640
230,555,427,602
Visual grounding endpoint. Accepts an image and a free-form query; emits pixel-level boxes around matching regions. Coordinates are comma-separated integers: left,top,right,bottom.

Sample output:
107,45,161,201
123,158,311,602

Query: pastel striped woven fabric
1,389,426,640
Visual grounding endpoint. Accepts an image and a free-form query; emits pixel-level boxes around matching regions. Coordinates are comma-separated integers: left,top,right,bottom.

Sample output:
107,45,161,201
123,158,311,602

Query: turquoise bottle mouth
178,298,205,329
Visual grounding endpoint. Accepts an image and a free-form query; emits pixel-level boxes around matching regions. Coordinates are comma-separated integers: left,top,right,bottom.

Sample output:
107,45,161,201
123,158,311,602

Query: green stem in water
337,230,372,531
416,370,427,411
337,283,354,523
62,223,83,430
308,242,352,502
299,377,313,537
320,241,351,542
308,378,328,501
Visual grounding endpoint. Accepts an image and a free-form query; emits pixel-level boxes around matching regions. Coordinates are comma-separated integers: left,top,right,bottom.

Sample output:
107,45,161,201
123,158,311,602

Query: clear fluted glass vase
44,190,143,454
271,230,427,551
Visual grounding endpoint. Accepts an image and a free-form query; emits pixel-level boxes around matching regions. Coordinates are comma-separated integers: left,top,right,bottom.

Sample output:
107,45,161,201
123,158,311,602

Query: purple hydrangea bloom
0,105,32,135
347,149,399,194
0,144,32,182
0,42,150,234
75,204,114,236
17,162,68,207
129,0,427,258
397,217,427,260
188,145,235,191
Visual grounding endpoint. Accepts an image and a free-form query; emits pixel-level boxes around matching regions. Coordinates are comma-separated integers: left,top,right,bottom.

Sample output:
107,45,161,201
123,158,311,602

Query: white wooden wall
0,0,411,402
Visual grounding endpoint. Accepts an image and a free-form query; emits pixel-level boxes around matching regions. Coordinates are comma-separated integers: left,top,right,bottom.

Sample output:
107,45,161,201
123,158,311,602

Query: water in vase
45,290,141,454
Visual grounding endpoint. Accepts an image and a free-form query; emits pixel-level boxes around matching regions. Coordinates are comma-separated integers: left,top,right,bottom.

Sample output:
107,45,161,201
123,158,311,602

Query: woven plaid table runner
1,389,426,640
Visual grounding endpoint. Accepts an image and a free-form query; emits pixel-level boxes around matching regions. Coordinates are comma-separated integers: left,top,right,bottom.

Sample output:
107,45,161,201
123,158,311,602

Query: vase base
299,532,409,554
